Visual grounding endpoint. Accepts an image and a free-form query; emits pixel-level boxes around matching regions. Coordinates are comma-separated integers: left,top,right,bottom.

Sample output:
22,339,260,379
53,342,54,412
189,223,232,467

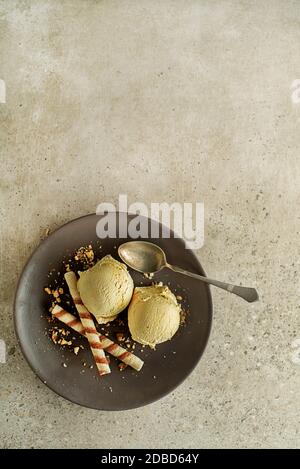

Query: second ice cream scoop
118,241,258,303
128,285,181,348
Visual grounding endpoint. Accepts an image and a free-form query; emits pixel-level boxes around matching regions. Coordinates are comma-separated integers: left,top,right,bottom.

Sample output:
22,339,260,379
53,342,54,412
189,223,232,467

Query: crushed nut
116,333,125,342
118,363,128,371
180,309,187,325
51,331,58,344
59,339,72,346
144,272,154,279
74,245,95,266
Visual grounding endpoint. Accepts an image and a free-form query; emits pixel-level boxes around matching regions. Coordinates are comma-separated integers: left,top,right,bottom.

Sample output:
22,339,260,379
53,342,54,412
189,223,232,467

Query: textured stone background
0,0,299,448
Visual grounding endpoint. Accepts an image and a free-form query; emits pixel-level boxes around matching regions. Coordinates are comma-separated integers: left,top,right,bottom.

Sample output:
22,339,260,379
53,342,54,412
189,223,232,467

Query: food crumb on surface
59,338,72,346
51,331,58,344
144,272,154,279
118,363,128,371
74,245,95,267
116,333,125,342
180,308,188,325
73,347,79,355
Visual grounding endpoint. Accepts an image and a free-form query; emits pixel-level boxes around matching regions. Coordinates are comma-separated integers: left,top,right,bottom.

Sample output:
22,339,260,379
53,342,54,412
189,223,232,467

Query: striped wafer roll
52,304,144,371
64,271,110,376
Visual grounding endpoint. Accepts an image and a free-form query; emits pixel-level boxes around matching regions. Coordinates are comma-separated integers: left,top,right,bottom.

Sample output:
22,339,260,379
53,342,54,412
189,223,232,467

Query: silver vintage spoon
118,241,258,303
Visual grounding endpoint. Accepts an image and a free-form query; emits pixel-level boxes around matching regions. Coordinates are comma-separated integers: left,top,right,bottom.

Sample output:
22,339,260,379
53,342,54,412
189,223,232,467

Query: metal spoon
118,241,258,303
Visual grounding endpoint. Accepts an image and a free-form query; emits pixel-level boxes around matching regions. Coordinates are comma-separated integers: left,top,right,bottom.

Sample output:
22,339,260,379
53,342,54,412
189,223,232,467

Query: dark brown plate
14,213,212,410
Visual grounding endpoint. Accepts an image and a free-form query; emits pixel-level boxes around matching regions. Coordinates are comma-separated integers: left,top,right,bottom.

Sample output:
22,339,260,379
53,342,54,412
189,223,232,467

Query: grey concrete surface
1,0,300,449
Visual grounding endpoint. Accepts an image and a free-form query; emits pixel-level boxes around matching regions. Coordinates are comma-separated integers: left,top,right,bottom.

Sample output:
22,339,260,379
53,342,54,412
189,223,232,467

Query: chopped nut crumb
116,333,125,342
144,272,154,279
118,363,128,371
73,347,79,355
44,287,51,295
180,308,187,325
74,245,95,266
59,339,72,346
51,331,58,344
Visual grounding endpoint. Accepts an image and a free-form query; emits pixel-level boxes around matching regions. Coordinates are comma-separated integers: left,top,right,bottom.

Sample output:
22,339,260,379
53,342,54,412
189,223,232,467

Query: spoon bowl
118,241,166,274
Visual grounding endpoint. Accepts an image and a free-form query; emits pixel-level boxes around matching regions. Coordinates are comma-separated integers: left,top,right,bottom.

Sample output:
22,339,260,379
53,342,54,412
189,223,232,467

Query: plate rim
14,212,213,411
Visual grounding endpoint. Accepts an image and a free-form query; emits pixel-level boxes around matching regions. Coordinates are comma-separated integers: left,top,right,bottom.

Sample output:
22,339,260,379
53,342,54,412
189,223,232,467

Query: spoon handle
166,263,258,303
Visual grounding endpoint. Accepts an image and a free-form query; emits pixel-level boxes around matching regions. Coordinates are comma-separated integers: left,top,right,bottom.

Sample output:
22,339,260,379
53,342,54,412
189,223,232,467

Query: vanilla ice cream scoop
77,255,134,324
128,285,181,348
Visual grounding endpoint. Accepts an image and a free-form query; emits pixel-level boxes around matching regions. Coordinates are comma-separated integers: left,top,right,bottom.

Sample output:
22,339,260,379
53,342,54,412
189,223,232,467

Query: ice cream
128,285,181,348
77,255,134,324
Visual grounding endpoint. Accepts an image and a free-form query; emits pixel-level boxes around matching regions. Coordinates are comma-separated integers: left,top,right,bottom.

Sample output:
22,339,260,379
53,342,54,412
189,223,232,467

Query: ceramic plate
14,213,212,410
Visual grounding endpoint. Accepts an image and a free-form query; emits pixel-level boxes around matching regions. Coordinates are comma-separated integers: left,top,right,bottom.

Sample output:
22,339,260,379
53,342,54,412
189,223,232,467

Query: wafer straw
64,271,110,376
52,305,144,371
